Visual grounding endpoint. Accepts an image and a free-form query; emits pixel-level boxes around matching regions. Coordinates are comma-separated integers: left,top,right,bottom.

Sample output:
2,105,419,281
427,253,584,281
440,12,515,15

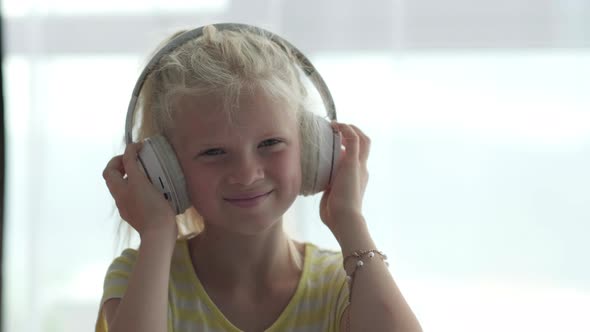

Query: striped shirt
95,240,350,332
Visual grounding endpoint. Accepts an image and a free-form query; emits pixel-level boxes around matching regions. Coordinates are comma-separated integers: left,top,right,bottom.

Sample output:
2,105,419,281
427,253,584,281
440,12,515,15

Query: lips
224,190,273,201
223,190,273,208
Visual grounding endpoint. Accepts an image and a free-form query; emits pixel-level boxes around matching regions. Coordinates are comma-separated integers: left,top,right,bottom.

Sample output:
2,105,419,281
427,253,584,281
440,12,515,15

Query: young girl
96,24,422,332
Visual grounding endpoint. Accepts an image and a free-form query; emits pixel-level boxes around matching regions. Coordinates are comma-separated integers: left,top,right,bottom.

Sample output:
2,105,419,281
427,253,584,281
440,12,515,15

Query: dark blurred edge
0,2,5,331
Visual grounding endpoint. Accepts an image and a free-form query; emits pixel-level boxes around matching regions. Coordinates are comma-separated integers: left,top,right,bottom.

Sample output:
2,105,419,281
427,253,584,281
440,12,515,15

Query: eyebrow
186,124,294,144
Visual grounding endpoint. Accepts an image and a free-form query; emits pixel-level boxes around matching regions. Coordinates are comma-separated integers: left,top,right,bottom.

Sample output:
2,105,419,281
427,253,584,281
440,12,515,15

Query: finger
319,187,331,220
104,171,126,200
103,155,125,177
103,156,126,199
320,187,330,206
350,124,371,164
122,142,145,180
334,123,360,161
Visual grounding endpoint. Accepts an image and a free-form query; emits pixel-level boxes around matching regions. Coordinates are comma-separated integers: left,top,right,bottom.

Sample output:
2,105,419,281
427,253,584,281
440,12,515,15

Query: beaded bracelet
343,249,388,303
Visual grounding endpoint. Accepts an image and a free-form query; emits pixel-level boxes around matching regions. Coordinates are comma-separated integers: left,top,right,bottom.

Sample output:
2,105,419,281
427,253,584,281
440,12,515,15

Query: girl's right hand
102,142,178,240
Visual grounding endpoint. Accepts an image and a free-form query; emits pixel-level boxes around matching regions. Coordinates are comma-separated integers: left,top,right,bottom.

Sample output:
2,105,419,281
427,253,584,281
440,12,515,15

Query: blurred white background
2,0,589,331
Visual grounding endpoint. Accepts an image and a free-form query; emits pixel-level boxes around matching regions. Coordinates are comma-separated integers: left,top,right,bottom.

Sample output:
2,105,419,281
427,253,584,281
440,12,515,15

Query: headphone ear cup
136,135,191,215
300,113,341,196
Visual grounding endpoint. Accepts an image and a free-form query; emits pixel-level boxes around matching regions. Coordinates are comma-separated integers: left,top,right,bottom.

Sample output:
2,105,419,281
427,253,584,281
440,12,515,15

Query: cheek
181,165,216,204
274,147,302,188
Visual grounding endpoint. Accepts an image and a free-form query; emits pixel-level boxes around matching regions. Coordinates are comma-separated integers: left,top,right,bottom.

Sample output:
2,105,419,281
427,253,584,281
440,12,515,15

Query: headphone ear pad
136,135,191,215
300,113,341,196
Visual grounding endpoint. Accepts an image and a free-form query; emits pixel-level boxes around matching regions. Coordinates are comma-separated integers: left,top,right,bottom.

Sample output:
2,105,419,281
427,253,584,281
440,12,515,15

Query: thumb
319,187,331,220
320,187,331,205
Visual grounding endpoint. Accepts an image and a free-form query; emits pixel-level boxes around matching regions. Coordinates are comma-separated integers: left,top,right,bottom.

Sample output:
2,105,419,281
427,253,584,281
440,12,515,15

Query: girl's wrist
331,214,376,255
328,209,363,229
140,223,178,247
138,234,177,261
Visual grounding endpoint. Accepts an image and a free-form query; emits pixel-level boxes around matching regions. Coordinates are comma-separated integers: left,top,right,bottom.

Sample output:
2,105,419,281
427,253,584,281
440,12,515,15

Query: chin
216,214,284,236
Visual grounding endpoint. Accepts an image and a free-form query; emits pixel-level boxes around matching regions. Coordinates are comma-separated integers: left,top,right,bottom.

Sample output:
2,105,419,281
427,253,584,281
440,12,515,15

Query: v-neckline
180,240,312,331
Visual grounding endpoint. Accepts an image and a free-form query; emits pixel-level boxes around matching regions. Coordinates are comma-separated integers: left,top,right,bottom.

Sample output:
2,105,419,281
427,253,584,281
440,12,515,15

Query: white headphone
125,23,341,215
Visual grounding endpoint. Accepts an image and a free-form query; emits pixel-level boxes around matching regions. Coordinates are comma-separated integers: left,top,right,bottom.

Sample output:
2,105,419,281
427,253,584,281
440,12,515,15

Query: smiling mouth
224,190,273,201
223,190,273,207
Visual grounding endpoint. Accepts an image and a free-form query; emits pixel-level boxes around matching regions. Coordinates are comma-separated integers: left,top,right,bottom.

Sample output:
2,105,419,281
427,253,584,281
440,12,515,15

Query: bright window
3,2,589,331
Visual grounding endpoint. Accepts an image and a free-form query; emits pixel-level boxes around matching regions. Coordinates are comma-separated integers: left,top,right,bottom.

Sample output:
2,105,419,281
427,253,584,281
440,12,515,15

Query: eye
200,148,225,157
259,138,283,148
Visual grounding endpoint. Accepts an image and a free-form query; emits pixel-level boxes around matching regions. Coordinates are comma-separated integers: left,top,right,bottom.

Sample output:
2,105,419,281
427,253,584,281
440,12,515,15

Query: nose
227,153,265,186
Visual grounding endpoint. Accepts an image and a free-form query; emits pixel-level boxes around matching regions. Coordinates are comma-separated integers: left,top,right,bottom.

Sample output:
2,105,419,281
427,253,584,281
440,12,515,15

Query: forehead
170,90,298,143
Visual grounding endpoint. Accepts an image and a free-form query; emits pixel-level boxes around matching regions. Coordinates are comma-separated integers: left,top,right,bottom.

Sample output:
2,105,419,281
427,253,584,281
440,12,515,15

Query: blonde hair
122,25,327,268
136,25,309,136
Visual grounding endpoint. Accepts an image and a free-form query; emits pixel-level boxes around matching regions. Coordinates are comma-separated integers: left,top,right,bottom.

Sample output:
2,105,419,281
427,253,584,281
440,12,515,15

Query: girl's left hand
319,122,370,237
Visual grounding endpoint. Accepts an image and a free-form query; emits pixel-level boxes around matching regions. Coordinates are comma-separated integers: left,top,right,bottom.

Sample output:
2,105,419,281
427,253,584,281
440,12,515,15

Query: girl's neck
188,221,303,291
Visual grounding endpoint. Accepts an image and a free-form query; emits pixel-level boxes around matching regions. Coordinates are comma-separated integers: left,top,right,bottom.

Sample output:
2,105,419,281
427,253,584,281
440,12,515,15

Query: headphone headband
125,23,336,144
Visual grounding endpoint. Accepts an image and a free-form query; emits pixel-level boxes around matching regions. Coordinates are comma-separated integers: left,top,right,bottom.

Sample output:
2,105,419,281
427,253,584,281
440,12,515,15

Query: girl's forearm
335,216,422,332
109,231,176,332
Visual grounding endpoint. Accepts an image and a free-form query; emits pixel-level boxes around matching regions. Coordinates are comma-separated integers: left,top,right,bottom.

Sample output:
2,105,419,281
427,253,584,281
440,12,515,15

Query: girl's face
169,89,302,235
